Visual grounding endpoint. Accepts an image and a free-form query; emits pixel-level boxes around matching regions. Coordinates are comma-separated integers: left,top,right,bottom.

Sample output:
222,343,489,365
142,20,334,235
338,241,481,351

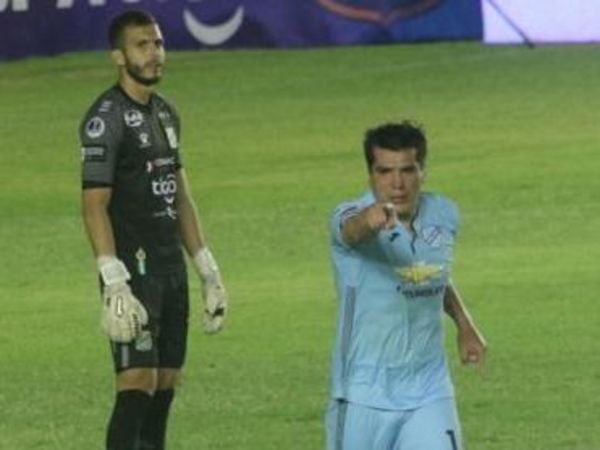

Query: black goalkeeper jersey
80,85,185,275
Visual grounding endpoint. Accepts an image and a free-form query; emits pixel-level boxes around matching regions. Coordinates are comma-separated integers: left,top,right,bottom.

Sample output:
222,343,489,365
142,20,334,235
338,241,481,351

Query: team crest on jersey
316,0,442,24
135,331,153,352
124,109,144,127
165,127,179,149
421,225,444,248
396,262,443,285
85,116,105,139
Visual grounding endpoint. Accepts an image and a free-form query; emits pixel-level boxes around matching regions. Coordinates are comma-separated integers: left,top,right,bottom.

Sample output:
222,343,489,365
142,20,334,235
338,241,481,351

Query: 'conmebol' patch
85,117,105,139
316,0,443,24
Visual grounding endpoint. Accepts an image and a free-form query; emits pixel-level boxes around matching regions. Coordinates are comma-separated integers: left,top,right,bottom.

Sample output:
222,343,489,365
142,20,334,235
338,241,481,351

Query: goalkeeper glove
97,256,148,343
193,248,228,334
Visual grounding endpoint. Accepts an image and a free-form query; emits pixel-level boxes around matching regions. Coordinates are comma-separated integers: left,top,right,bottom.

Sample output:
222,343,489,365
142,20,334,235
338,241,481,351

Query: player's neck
119,77,154,105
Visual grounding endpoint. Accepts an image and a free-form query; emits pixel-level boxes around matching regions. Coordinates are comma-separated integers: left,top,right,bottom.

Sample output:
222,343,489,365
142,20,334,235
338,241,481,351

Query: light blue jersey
329,191,460,411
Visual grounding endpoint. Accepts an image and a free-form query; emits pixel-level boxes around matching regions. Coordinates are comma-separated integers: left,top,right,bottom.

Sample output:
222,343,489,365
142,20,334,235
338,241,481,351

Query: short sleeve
80,97,124,188
440,197,460,236
330,201,362,249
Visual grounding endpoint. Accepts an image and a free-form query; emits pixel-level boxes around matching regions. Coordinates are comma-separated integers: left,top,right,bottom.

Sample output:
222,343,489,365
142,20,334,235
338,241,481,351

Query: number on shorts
446,429,458,450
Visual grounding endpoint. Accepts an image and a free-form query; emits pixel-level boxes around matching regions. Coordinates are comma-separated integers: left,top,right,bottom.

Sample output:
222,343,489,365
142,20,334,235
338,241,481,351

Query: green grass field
1,42,599,449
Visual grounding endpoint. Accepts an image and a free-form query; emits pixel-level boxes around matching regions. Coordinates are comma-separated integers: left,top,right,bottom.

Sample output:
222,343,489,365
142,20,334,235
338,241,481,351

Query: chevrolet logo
396,263,443,285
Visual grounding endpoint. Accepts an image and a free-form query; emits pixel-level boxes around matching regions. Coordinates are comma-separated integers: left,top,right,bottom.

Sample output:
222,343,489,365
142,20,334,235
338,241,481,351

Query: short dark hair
108,10,158,49
363,121,427,171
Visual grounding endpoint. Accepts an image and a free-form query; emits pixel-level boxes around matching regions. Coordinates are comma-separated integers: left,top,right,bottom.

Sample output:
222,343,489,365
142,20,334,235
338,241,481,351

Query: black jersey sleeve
80,91,125,189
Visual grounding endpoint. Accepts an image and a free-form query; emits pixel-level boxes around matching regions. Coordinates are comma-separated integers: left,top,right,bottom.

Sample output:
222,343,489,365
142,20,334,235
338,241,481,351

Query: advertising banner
0,0,482,60
483,0,600,44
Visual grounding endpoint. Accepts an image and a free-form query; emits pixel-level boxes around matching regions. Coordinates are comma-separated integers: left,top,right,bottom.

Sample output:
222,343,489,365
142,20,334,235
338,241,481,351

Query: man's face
118,24,166,86
369,147,424,220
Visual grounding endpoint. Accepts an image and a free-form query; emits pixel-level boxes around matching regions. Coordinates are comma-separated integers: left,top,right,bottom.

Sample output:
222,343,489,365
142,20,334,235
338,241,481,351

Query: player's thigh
326,399,402,450
398,397,462,450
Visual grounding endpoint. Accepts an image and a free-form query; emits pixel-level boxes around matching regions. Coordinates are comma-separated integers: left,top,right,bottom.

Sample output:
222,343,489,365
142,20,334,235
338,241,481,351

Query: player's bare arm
342,202,397,246
82,187,148,342
82,187,116,257
175,169,229,334
175,168,206,256
444,283,487,370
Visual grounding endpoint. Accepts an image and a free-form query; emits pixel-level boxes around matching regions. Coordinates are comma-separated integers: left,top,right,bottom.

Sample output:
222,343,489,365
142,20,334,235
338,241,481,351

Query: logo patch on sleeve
85,116,106,139
81,146,107,162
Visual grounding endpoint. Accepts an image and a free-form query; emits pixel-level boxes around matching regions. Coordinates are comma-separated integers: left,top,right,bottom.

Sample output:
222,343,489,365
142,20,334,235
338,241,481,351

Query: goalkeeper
79,10,228,450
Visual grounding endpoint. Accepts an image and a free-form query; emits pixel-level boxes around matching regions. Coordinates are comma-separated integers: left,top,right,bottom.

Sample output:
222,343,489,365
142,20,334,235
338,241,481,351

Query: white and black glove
193,248,228,334
97,256,148,343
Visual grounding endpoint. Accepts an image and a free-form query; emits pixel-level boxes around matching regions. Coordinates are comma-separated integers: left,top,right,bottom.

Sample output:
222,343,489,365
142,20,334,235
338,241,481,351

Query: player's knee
156,368,180,390
116,367,158,394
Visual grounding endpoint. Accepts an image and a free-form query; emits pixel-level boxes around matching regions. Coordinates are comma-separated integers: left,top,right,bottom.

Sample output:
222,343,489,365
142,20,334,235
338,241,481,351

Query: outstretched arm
342,202,397,246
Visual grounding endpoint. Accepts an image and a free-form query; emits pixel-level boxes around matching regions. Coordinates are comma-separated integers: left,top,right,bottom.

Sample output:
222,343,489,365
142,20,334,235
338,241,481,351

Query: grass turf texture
1,42,599,449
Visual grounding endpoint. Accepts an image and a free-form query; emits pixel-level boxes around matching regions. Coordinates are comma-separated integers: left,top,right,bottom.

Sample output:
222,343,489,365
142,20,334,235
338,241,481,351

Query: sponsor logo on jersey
396,262,443,285
153,206,178,220
124,109,144,127
154,157,176,167
146,157,176,173
152,173,177,205
81,145,107,162
85,116,105,139
165,126,179,149
400,284,445,299
316,0,442,24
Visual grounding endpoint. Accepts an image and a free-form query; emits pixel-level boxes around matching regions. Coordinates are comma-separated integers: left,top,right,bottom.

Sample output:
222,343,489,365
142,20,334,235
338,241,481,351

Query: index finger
382,202,397,228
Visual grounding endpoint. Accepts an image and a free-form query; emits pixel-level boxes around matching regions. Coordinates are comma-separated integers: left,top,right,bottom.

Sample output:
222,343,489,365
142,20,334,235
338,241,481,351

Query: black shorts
108,269,190,372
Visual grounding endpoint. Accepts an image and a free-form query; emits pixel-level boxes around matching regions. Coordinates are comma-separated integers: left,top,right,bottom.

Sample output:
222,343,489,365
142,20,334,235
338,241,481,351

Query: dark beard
125,62,161,86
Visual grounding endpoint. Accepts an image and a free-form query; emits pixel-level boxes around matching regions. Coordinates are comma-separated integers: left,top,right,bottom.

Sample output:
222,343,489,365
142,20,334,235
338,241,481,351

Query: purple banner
0,0,482,61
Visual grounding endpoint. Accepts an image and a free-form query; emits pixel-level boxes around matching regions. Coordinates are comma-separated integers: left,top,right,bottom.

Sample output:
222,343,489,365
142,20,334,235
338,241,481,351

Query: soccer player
79,10,228,450
326,121,486,450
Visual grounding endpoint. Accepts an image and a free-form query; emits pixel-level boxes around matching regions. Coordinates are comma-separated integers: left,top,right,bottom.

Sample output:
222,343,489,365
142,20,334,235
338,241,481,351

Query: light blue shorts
325,397,462,450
